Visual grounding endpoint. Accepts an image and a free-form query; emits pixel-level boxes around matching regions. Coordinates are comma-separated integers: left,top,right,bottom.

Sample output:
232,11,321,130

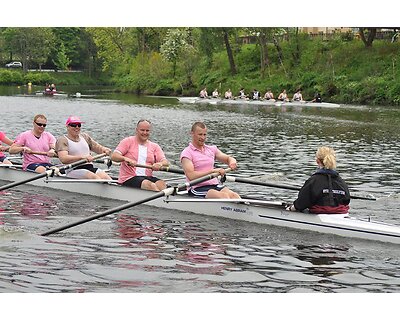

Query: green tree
2,27,55,71
221,27,237,75
160,28,193,78
197,28,222,68
51,27,88,68
287,27,301,66
272,29,287,76
134,27,167,53
246,27,276,77
359,27,377,48
80,28,100,76
86,27,134,72
52,42,71,70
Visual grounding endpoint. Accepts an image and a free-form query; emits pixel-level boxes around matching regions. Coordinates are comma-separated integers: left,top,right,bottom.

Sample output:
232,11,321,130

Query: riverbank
0,69,111,87
111,39,400,106
2,39,400,106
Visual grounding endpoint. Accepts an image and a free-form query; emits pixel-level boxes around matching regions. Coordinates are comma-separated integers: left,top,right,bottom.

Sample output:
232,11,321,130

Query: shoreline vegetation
1,28,400,106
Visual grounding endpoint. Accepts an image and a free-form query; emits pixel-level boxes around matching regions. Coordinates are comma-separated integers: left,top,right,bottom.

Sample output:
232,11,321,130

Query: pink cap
66,116,85,125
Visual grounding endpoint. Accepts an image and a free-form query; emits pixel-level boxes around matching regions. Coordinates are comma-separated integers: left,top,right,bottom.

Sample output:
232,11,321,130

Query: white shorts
65,168,103,179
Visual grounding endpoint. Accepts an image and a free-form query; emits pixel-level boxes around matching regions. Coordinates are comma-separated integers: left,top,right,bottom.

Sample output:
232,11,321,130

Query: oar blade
41,187,174,236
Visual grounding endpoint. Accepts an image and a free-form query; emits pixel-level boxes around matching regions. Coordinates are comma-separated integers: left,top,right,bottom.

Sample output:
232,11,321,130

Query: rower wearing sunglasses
55,116,112,180
9,114,57,173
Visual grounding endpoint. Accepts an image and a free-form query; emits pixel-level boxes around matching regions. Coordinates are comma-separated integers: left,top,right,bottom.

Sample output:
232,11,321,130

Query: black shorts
26,162,53,172
73,163,98,173
188,184,225,198
123,176,161,188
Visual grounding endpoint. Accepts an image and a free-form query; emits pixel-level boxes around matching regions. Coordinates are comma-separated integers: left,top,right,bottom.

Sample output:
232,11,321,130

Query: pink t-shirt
14,130,56,170
0,131,6,158
114,136,166,184
180,142,220,188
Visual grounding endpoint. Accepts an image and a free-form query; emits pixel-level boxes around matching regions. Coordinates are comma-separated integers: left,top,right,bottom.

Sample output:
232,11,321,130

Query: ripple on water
2,96,400,293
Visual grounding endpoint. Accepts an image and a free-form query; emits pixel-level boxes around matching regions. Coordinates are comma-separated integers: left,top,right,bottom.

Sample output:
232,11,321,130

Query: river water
0,86,400,299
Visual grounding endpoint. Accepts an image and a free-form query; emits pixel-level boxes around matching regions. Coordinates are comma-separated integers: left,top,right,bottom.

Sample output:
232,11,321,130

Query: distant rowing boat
34,91,83,98
36,91,68,97
1,166,399,244
177,97,340,108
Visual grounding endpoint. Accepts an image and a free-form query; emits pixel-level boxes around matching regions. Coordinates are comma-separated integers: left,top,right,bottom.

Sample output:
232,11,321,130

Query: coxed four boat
0,166,399,244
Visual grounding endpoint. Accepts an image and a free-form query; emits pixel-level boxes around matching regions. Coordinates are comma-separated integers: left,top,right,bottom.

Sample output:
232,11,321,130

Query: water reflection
1,93,400,293
0,191,56,218
115,214,145,240
294,244,350,278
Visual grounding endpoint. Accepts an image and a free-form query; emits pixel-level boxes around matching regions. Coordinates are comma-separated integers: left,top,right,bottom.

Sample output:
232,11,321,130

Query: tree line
1,27,400,105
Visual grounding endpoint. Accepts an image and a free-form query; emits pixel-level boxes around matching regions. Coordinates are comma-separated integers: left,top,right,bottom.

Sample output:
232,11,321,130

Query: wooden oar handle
133,163,185,175
29,151,55,156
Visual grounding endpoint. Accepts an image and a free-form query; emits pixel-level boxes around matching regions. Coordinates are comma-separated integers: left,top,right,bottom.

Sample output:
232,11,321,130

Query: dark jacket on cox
294,169,350,214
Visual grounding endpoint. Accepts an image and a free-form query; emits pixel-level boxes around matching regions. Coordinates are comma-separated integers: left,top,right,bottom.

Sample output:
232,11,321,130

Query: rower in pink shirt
9,114,56,173
180,121,240,199
0,131,14,164
111,119,169,191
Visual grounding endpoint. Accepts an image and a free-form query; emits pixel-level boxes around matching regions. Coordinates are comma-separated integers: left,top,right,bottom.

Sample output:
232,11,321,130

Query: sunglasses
35,122,47,127
68,123,82,128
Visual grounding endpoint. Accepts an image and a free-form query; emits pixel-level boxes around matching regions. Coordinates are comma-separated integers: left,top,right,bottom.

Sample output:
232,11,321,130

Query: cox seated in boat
0,131,14,165
286,146,350,214
111,119,169,191
180,121,240,199
55,116,112,180
9,114,57,173
311,92,322,103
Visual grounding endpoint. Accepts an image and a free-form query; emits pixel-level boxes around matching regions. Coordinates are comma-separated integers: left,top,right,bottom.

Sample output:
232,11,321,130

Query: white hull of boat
35,91,68,98
1,167,399,244
177,97,340,108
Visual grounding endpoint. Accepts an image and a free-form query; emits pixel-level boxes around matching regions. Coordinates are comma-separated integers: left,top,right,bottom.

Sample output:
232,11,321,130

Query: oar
41,169,231,236
93,158,185,174
29,151,53,156
0,153,107,192
20,150,56,156
5,155,22,160
224,176,376,201
134,163,185,175
0,164,23,168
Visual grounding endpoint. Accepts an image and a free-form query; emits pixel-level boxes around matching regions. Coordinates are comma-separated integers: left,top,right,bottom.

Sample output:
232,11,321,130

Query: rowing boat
36,91,68,98
177,97,340,108
178,97,220,105
1,166,399,244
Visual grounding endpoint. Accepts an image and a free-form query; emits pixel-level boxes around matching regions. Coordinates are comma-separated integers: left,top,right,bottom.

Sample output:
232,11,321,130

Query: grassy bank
0,69,111,86
184,39,400,105
2,37,400,106
112,38,400,106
